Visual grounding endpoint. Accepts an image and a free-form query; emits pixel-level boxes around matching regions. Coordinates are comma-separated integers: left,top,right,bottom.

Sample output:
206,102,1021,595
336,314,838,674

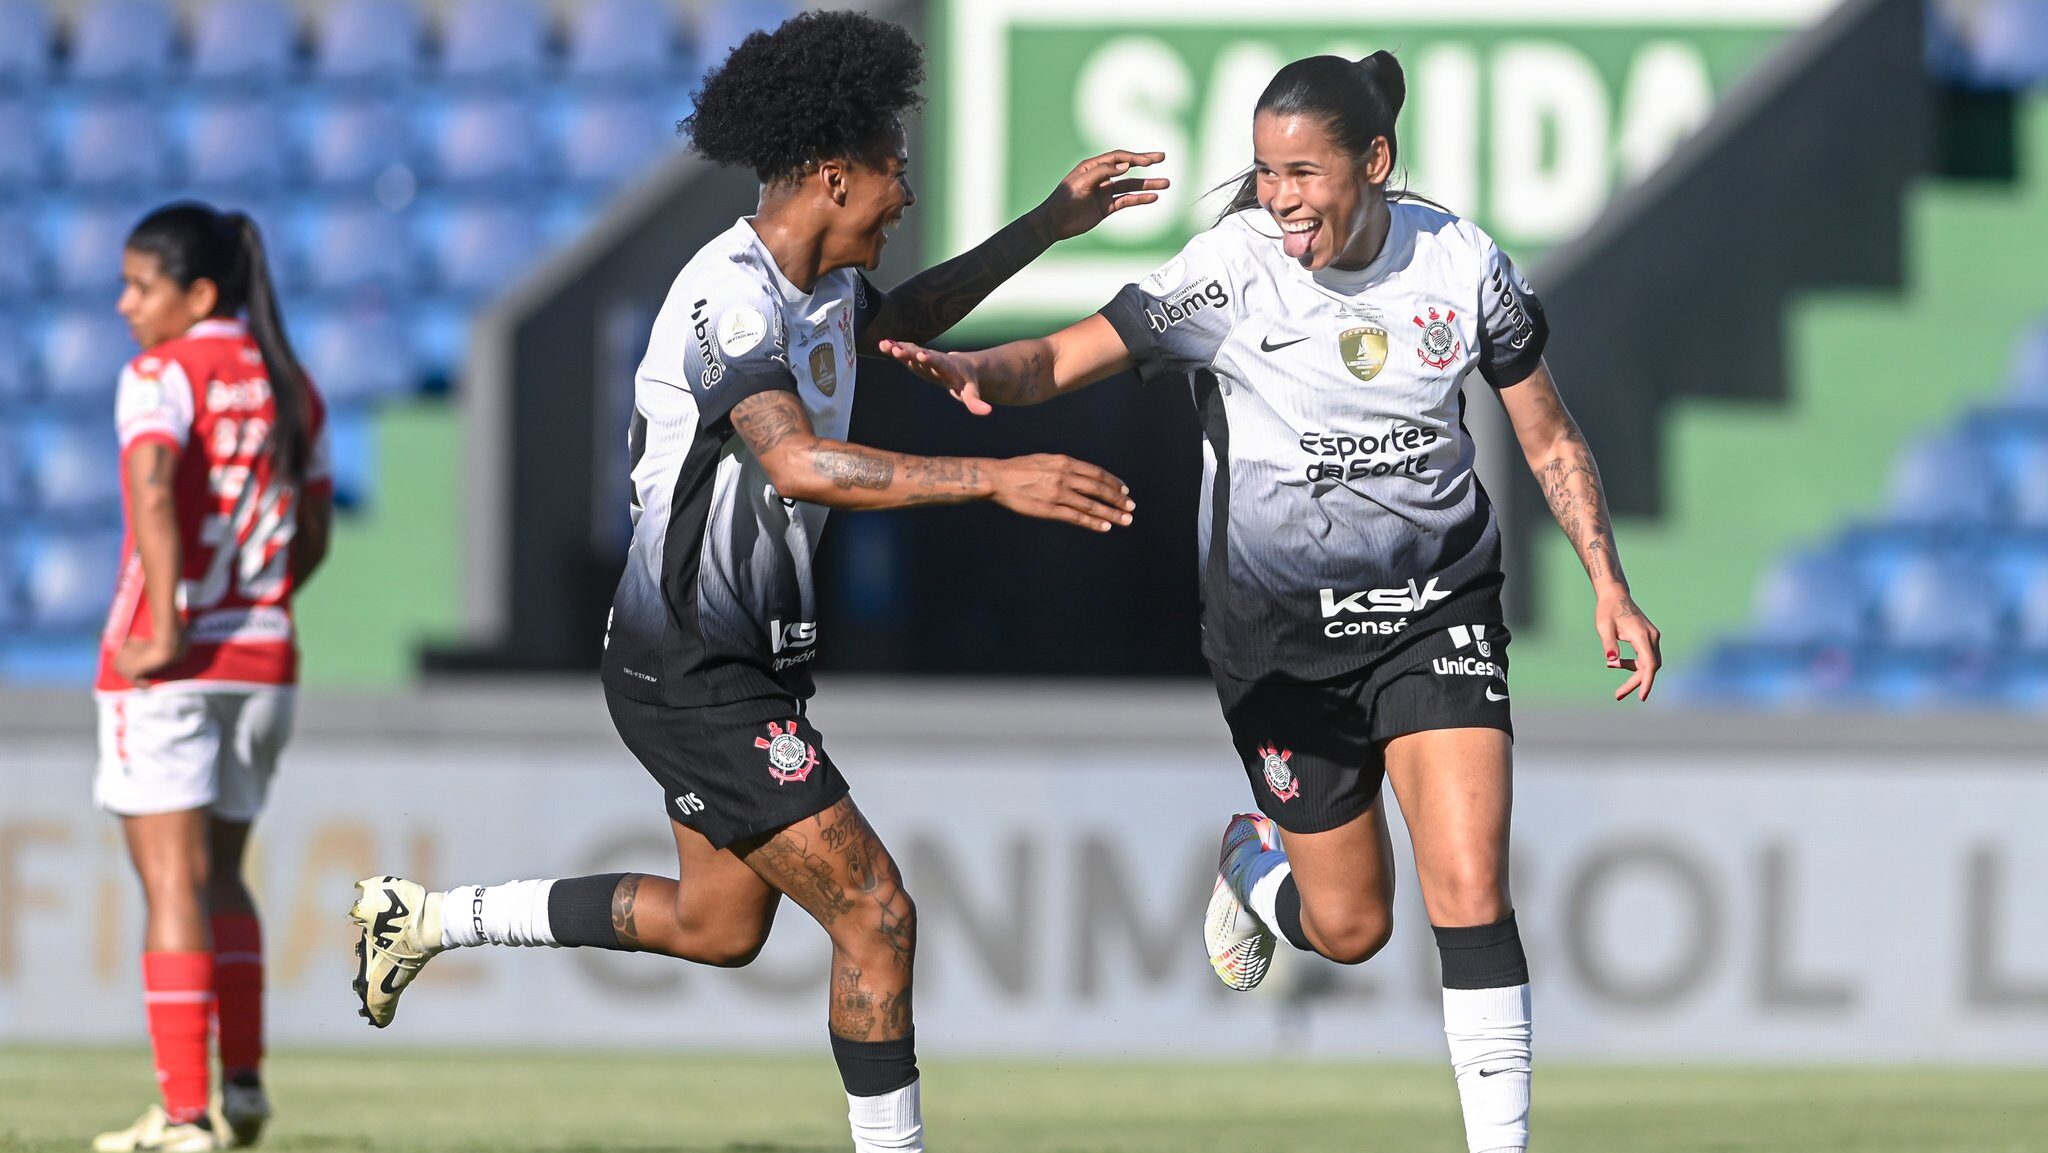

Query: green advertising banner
931,0,1833,334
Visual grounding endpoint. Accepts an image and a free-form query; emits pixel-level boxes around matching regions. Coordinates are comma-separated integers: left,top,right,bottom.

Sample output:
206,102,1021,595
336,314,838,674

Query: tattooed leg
742,796,917,1041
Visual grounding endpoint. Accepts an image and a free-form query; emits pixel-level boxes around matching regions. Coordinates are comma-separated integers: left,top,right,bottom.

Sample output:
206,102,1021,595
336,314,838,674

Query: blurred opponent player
884,51,1662,1153
93,204,332,1152
345,12,1163,1152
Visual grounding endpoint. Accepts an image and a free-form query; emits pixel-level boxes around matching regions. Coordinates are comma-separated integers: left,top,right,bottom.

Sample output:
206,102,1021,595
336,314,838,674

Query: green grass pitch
3,1047,2045,1152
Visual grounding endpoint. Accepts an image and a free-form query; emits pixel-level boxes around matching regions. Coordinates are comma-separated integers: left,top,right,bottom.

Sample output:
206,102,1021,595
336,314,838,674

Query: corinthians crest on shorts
755,720,819,784
1258,743,1300,802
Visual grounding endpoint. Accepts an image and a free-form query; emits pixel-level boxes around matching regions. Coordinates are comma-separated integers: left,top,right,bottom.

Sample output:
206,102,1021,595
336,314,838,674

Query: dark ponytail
126,202,312,483
1216,51,1409,222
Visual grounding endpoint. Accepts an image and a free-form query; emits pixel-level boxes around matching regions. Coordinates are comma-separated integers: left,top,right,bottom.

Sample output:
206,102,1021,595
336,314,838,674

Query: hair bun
1357,50,1406,115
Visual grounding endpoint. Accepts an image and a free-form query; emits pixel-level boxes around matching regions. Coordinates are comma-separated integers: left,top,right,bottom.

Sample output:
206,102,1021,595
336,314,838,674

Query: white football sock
1443,983,1532,1153
847,1077,922,1152
436,880,559,949
1244,856,1292,934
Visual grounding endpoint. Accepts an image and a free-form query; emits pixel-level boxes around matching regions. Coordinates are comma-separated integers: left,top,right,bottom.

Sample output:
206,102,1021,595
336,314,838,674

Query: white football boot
1204,812,1284,991
209,1079,272,1148
92,1105,219,1152
347,876,444,1028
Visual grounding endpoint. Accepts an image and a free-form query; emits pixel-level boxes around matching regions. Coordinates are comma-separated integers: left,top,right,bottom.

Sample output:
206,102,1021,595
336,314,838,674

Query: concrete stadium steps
1510,95,2048,700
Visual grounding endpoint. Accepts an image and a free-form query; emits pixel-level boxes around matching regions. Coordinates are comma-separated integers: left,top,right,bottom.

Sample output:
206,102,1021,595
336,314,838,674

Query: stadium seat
0,426,27,516
430,96,543,187
559,94,668,189
185,100,294,191
0,534,22,635
60,101,168,191
1969,0,2048,86
0,634,102,682
439,0,549,84
0,99,43,190
18,527,123,632
0,1,50,89
428,200,540,297
190,0,298,86
565,0,677,85
2010,320,2048,405
303,203,416,294
1875,551,2000,652
40,309,136,408
22,417,123,519
66,0,176,86
0,210,40,301
313,0,423,84
325,407,375,507
1750,550,1868,648
1988,428,2048,528
301,306,419,406
0,315,31,406
696,1,800,70
304,98,416,189
1886,433,1998,528
49,201,146,299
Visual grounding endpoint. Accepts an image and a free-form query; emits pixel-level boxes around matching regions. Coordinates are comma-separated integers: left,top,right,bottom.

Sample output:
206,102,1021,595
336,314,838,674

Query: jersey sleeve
664,281,798,427
114,356,195,451
1098,231,1239,384
851,271,887,355
1476,238,1550,387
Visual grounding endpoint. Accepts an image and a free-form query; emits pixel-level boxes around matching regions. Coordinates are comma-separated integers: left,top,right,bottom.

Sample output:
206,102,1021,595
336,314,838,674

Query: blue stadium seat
439,0,549,84
18,527,123,632
66,0,176,86
190,0,298,86
408,298,468,382
0,635,103,683
313,0,423,84
1969,0,2048,86
0,209,39,300
49,201,145,299
428,199,540,297
0,533,22,635
2010,320,2048,406
565,0,676,85
430,96,542,187
0,1,50,89
41,309,136,408
0,314,32,406
1750,550,1868,648
185,99,294,191
1875,551,2000,652
301,306,418,406
23,417,122,519
325,407,375,507
1887,433,1998,528
61,101,168,191
1987,426,2048,528
303,204,416,294
0,99,46,191
559,94,667,189
304,98,416,189
0,425,28,516
695,1,800,69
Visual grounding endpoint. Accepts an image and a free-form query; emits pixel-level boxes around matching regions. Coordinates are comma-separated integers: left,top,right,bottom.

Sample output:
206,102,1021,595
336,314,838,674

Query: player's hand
1597,587,1661,702
1032,150,1171,242
989,454,1135,532
114,633,186,687
879,339,992,415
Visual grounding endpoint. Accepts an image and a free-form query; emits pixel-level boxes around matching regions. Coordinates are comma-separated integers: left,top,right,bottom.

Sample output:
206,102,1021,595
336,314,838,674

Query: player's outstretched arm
1497,359,1662,702
859,151,1168,351
731,390,1135,532
879,314,1134,414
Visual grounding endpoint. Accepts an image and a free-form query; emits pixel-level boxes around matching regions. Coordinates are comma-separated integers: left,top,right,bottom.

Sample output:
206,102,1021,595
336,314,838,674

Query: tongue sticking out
1282,222,1318,261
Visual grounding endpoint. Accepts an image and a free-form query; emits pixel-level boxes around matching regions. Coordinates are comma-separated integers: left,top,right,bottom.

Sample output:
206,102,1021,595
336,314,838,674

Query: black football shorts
1214,621,1513,834
606,688,850,849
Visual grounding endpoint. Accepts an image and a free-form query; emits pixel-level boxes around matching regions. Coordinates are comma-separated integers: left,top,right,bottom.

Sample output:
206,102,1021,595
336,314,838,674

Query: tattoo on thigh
748,828,857,925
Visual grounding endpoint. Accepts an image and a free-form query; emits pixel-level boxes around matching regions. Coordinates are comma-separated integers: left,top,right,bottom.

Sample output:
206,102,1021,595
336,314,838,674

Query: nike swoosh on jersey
1259,335,1311,353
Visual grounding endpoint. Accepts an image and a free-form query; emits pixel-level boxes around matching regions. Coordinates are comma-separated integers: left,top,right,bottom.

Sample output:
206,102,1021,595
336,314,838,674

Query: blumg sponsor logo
691,298,725,387
1145,280,1229,333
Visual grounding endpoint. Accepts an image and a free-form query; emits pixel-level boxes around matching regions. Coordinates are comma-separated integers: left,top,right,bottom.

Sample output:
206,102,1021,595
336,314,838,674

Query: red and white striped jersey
97,318,332,691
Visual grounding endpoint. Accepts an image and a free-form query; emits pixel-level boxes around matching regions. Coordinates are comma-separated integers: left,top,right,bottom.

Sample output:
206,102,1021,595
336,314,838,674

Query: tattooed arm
730,389,1135,531
1497,360,1663,701
859,150,1168,352
113,441,187,685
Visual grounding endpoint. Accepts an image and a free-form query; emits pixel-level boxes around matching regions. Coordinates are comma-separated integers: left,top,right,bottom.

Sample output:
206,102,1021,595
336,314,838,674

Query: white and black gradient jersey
602,218,878,707
1099,202,1548,683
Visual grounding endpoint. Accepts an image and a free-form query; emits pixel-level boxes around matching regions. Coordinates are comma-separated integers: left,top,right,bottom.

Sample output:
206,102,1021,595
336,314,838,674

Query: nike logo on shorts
1485,686,1509,702
1260,335,1311,353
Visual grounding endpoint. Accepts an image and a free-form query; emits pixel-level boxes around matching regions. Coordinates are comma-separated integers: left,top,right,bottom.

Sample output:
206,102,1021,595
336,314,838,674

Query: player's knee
695,932,770,968
833,887,916,971
1431,863,1509,928
1313,906,1393,965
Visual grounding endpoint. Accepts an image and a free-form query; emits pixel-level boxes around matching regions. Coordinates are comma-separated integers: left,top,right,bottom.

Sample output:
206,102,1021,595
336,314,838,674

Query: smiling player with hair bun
344,11,1168,1152
884,49,1661,1153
